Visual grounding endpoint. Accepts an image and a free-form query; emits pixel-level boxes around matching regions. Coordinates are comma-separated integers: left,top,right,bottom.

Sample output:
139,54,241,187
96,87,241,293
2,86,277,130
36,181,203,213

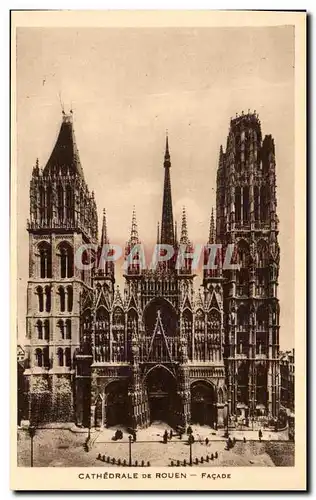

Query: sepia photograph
11,10,306,491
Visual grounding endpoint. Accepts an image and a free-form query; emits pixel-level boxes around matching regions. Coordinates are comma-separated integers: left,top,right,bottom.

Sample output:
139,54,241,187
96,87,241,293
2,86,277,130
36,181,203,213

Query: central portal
145,366,179,427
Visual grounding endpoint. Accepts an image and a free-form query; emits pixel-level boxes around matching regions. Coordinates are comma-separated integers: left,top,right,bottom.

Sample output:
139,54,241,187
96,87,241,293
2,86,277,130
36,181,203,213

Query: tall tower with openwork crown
216,111,280,421
24,111,98,425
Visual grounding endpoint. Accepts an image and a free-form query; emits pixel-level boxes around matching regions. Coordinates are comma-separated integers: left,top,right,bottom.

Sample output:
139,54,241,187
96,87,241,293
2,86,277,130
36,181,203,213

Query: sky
16,26,295,349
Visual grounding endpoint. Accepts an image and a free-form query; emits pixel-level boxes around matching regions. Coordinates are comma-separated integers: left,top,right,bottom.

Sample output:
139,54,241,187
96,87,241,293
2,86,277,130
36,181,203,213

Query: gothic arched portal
104,380,129,428
145,366,179,427
190,381,217,426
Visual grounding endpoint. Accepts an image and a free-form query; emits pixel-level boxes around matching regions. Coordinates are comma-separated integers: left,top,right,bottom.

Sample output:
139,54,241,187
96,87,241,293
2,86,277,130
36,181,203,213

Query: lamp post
188,434,193,466
28,425,36,467
128,435,132,467
224,402,229,438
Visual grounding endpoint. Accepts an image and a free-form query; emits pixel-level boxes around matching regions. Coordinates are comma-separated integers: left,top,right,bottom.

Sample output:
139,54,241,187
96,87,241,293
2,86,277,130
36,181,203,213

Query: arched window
235,186,241,222
67,286,73,312
256,241,269,297
237,306,249,355
65,347,71,367
46,185,53,223
43,346,49,368
207,309,221,362
36,320,43,340
57,348,64,367
256,364,268,406
57,185,64,221
236,268,249,296
256,305,269,355
237,241,249,268
257,241,269,268
59,243,74,278
236,241,250,296
36,286,44,312
65,185,74,221
39,186,45,223
237,363,249,404
45,286,51,312
260,184,269,222
57,319,64,340
44,319,50,341
257,305,268,330
237,305,248,329
35,348,43,367
59,287,65,312
243,186,249,222
254,186,259,221
65,319,72,340
38,242,52,278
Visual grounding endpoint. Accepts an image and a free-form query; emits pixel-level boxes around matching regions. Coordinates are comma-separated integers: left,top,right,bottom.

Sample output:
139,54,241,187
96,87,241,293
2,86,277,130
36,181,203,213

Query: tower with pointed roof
24,111,98,425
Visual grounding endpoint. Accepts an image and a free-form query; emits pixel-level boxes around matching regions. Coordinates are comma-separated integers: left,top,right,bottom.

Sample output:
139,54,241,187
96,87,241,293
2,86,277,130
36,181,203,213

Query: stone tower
24,111,98,424
216,111,280,420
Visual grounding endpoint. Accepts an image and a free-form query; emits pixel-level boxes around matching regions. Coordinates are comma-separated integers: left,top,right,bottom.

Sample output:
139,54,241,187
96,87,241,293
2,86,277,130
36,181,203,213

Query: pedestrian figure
187,425,193,435
205,437,209,446
179,432,183,440
243,436,246,443
163,430,168,443
169,429,173,440
259,429,263,442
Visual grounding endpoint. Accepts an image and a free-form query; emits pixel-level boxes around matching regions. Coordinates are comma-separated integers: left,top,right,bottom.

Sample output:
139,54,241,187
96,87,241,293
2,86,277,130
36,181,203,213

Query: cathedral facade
23,110,280,429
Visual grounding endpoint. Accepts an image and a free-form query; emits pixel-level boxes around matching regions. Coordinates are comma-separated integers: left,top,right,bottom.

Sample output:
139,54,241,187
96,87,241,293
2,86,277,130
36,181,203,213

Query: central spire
160,132,175,245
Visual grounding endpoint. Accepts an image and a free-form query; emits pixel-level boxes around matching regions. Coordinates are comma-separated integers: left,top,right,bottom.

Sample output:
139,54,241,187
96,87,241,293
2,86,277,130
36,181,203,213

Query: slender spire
174,220,178,245
164,130,170,166
209,207,215,244
180,206,190,245
130,206,139,245
157,222,160,244
101,208,108,245
160,132,174,245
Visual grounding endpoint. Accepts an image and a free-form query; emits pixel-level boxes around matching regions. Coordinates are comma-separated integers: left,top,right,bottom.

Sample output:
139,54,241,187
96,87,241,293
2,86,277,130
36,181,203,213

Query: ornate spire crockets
209,208,215,244
100,208,108,245
130,206,140,246
160,132,175,245
180,206,190,245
